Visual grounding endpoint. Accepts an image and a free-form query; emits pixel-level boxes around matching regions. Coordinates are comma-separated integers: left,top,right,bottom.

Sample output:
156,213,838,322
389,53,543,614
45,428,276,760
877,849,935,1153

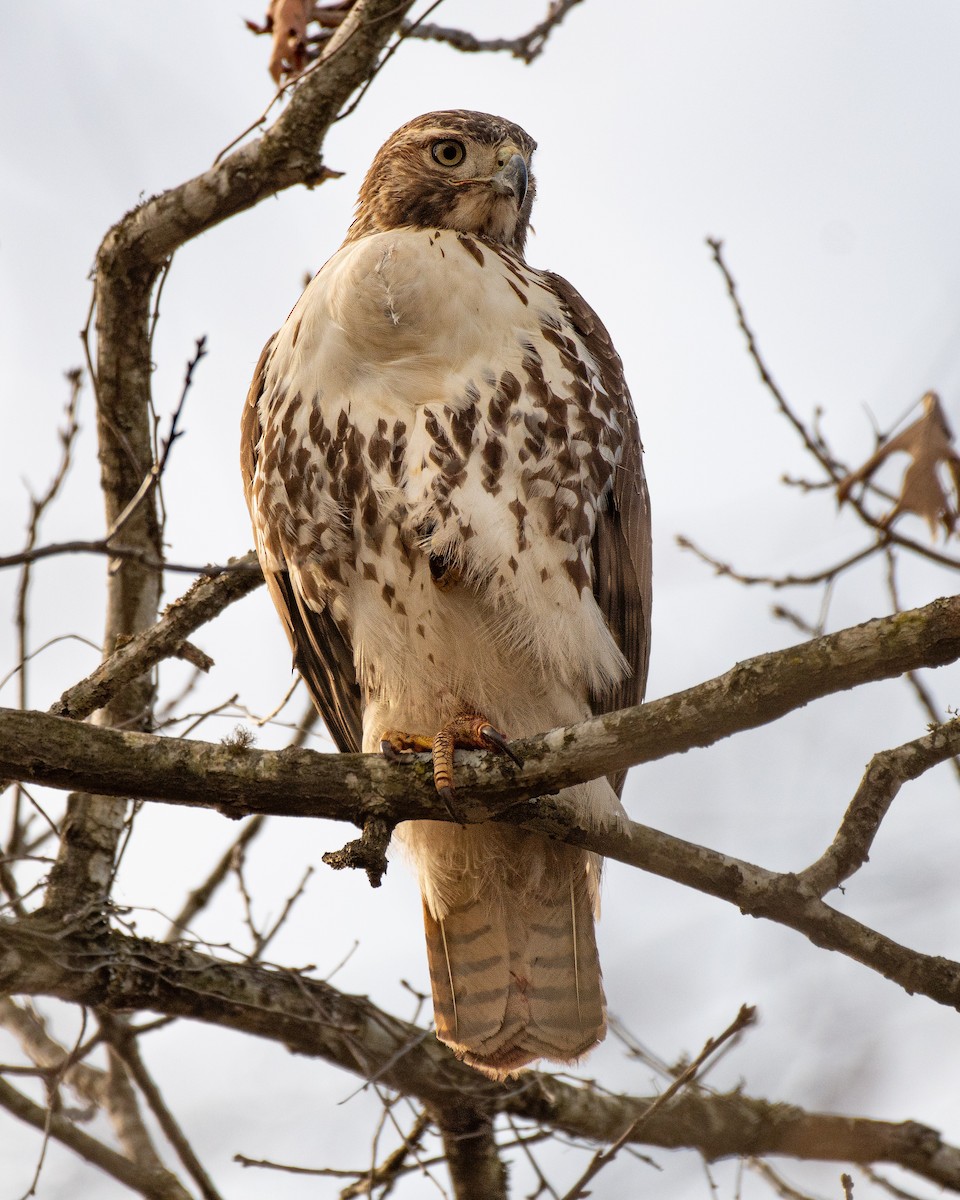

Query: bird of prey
241,110,651,1078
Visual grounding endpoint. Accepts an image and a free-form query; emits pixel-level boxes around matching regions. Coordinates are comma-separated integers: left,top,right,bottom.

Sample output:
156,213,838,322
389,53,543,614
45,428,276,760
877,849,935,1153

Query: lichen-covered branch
2,594,957,821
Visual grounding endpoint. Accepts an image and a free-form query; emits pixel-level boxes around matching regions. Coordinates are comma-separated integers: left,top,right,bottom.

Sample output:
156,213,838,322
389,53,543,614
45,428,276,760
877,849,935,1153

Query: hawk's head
346,110,537,255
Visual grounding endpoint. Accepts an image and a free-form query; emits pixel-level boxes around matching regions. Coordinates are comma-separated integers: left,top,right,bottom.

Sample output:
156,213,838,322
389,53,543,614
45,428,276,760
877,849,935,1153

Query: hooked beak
490,153,528,206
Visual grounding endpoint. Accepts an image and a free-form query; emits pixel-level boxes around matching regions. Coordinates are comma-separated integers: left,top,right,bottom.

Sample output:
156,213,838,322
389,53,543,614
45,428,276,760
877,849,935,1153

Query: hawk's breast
255,228,629,738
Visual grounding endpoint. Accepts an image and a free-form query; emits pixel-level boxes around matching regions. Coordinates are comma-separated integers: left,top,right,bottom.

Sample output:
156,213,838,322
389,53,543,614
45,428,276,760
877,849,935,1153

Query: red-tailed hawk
241,110,651,1078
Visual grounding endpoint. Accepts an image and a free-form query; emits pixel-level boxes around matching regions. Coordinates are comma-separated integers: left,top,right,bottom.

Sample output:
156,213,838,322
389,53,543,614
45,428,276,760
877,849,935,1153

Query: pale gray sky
3,3,960,1197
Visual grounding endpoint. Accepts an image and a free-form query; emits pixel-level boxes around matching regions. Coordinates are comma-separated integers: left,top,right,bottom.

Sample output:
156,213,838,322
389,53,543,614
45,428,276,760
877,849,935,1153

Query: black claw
478,724,524,768
380,739,406,762
437,785,466,824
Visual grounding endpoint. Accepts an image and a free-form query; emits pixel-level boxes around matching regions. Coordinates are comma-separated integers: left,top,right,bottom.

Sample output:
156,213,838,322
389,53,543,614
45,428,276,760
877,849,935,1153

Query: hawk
241,110,651,1078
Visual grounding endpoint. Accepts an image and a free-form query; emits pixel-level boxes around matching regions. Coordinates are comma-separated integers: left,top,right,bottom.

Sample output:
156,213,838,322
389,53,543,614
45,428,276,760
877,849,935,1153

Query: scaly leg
381,713,523,820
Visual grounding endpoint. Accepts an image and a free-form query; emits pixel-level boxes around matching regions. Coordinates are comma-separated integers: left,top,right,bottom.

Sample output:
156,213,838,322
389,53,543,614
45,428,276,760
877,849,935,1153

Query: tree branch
0,997,106,1111
559,1005,756,1199
797,717,960,896
707,237,842,478
429,1102,507,1200
1,923,957,1190
51,553,263,723
404,0,585,65
2,594,958,820
0,1073,192,1200
101,1045,174,1182
4,597,960,1007
46,0,415,921
102,1015,224,1200
0,538,260,575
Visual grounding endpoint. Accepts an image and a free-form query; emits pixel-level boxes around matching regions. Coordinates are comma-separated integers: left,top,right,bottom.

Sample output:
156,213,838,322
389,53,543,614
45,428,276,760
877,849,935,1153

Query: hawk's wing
240,337,364,754
545,272,653,721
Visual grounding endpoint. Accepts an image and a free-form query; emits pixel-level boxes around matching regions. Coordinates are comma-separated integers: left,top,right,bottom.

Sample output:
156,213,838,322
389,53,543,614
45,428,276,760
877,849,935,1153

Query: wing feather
240,336,363,754
544,272,653,726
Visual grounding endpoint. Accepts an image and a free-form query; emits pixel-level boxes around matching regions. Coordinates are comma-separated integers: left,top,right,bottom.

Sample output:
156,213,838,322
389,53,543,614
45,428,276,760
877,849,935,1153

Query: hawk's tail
421,836,605,1078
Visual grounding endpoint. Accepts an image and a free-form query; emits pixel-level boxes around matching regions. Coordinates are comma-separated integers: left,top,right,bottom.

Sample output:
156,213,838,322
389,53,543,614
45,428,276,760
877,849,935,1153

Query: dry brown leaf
246,0,313,84
837,391,960,537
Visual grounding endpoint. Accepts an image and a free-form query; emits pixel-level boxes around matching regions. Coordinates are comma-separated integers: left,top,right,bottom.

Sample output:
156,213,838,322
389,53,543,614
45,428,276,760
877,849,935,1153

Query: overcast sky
4,3,960,1197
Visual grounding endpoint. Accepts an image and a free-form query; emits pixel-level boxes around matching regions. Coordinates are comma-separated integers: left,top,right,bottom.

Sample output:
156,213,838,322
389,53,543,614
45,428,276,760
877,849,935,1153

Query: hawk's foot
379,730,435,760
380,714,523,822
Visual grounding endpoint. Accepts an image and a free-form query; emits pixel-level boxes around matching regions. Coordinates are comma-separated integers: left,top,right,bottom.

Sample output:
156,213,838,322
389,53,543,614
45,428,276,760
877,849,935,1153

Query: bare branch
883,548,960,782
0,1074,191,1200
797,716,960,896
103,1016,224,1200
1,925,958,1190
101,1045,171,1177
676,534,879,589
348,1109,431,1198
104,338,207,549
707,237,960,575
9,371,83,867
403,1,585,65
0,998,106,1111
46,0,417,928
164,816,265,943
234,1109,430,1191
861,1165,928,1199
431,1103,506,1200
261,0,585,81
51,554,263,722
164,704,317,941
0,539,263,575
748,1159,824,1200
708,238,842,477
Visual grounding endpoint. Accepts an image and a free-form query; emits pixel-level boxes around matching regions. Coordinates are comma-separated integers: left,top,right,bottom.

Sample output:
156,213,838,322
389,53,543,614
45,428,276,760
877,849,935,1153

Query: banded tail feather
421,837,605,1079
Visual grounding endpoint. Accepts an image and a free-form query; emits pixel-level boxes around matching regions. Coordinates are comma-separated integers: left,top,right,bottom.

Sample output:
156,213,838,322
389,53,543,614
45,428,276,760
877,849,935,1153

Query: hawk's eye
430,139,466,168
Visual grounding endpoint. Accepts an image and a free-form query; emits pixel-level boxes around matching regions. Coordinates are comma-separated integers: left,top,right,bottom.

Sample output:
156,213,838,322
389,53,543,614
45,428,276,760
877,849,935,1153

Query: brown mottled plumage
241,110,651,1078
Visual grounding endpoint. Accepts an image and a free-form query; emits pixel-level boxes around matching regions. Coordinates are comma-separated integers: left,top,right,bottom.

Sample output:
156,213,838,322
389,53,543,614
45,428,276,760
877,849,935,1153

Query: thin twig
713,241,960,571
251,866,314,961
164,816,266,943
558,1006,756,1199
0,1075,190,1200
9,371,83,862
104,336,207,545
708,238,842,478
0,538,262,576
334,0,447,124
164,704,317,942
676,535,879,590
748,1159,821,1200
860,1165,926,1199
